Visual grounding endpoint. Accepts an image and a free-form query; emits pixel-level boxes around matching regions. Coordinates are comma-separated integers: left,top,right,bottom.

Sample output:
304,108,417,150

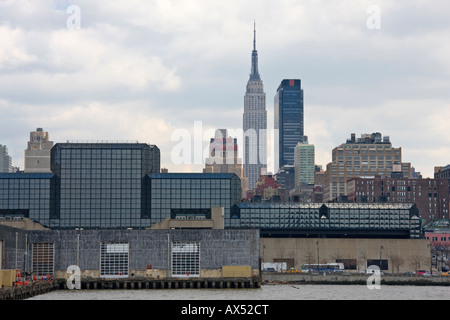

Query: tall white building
294,140,315,186
24,128,54,173
243,23,267,190
0,145,12,173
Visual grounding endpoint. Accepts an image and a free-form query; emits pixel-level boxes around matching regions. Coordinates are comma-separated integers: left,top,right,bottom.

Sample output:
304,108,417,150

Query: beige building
203,129,248,198
261,237,431,274
323,133,410,202
24,128,54,173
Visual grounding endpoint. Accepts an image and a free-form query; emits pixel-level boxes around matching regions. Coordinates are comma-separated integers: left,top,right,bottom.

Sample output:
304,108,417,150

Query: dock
0,280,59,300
0,277,261,300
61,277,262,290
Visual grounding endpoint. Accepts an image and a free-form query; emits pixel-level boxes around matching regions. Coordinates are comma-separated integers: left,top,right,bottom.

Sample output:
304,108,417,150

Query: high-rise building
294,139,315,186
25,128,54,173
0,145,12,173
50,142,160,229
274,79,304,172
203,129,248,198
243,23,267,190
323,132,410,202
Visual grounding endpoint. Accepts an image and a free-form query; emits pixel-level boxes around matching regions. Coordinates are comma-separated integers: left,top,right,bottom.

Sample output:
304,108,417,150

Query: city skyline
1,1,450,179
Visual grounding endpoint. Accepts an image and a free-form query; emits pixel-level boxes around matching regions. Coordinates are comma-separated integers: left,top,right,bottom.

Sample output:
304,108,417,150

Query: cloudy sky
1,0,449,178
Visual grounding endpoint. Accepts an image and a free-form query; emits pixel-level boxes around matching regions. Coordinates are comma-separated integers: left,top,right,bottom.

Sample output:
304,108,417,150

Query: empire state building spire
244,21,266,191
250,21,260,81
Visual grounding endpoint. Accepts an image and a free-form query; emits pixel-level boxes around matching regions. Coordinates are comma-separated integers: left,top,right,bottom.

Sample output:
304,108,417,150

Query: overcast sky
1,0,449,178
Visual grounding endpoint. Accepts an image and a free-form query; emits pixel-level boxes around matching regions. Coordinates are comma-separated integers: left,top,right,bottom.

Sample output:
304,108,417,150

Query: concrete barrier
262,272,450,286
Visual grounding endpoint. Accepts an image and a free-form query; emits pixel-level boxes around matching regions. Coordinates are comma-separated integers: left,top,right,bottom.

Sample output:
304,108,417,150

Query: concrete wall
261,238,431,273
0,226,259,279
0,225,28,270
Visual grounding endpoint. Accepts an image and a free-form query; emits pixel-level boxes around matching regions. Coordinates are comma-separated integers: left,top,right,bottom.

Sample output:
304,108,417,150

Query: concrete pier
60,277,261,291
0,280,59,300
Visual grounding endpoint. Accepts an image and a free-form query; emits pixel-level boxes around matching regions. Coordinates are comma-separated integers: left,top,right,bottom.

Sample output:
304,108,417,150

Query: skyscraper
0,145,12,173
294,139,315,186
243,23,267,190
274,79,304,172
25,128,54,173
203,129,248,198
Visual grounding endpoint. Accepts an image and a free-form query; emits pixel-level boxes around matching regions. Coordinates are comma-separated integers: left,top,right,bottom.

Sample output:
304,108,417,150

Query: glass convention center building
0,143,421,239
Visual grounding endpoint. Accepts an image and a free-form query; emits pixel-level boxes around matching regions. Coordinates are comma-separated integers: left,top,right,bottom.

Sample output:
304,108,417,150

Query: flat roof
0,173,55,179
147,173,239,179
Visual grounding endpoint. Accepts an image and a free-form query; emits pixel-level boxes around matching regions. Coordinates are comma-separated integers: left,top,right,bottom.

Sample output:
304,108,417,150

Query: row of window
31,241,200,278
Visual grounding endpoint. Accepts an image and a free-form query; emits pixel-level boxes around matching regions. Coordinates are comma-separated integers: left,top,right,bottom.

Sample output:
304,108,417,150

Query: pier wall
0,226,260,280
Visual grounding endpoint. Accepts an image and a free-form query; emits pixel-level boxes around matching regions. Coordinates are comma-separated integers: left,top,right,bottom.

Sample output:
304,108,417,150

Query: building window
172,241,200,277
100,242,129,278
32,242,54,276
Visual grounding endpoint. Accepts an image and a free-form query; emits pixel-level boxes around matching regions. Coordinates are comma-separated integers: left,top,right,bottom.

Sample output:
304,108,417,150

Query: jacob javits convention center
0,139,427,284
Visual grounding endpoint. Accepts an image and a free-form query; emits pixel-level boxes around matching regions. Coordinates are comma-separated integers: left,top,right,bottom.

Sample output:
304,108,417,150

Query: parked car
416,269,427,276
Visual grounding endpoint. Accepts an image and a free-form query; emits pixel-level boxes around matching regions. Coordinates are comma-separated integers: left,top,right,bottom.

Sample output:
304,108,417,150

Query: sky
1,0,449,178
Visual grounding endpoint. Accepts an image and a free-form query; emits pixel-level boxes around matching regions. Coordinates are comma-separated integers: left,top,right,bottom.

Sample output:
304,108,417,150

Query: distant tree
303,249,315,266
388,254,405,274
357,251,368,273
408,255,424,272
432,243,450,271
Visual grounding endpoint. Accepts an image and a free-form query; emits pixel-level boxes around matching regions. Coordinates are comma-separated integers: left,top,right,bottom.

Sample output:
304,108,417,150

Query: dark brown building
348,176,450,223
435,165,450,180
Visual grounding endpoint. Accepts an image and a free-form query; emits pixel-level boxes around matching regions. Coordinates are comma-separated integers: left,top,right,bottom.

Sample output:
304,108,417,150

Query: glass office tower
274,79,304,172
50,143,160,229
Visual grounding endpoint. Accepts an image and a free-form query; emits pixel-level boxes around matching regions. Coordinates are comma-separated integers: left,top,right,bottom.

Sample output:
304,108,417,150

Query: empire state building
243,23,267,190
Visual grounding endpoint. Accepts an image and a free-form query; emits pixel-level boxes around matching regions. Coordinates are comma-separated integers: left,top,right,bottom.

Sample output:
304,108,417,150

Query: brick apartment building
348,176,450,223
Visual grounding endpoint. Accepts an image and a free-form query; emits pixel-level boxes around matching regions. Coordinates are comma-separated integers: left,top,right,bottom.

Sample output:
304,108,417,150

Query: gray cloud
0,0,449,178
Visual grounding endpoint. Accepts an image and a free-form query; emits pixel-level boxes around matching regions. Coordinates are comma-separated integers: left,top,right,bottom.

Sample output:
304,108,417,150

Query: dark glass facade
0,173,55,227
145,173,242,227
274,79,304,171
50,143,160,229
235,203,421,238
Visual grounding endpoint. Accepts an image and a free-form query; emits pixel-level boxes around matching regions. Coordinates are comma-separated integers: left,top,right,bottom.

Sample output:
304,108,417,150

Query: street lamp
379,245,384,271
316,240,319,273
427,243,432,274
167,233,170,278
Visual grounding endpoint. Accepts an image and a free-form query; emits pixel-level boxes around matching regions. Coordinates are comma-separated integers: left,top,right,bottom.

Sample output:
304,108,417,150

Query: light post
167,233,170,278
427,243,432,274
15,232,18,271
379,245,384,271
316,240,319,272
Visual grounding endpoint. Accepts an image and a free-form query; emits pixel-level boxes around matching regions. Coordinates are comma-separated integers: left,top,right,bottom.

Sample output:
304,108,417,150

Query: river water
27,284,449,300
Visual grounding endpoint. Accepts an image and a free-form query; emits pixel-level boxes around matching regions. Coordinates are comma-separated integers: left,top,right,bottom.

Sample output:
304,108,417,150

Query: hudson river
27,284,449,300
